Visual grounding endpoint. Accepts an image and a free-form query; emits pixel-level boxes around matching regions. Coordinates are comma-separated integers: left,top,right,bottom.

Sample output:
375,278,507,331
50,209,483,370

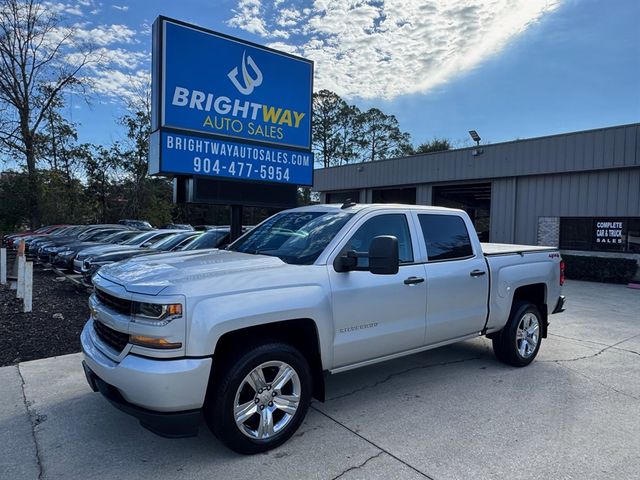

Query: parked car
38,228,130,263
3,225,67,248
51,230,143,271
29,224,126,255
161,223,194,230
118,219,153,230
81,231,202,283
22,225,83,252
81,203,565,454
73,229,188,273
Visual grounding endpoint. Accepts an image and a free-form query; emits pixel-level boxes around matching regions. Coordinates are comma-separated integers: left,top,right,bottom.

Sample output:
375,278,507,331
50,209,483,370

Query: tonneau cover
481,242,558,256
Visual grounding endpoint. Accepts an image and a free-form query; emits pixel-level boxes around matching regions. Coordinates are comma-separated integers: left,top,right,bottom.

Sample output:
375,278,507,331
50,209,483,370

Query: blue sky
60,0,639,150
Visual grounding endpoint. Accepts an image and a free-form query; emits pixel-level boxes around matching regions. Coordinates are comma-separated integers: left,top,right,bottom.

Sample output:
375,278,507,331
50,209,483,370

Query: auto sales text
172,86,306,141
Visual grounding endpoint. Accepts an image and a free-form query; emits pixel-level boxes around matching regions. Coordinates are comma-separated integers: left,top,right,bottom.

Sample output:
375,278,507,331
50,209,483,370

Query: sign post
17,255,25,299
24,261,33,313
0,248,6,285
149,17,313,232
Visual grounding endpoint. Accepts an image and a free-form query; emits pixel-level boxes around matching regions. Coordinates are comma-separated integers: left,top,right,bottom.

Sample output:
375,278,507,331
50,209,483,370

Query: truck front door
328,212,427,369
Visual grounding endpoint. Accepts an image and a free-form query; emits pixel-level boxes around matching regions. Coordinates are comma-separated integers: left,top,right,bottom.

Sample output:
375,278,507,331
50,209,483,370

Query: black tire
492,302,543,367
205,342,312,454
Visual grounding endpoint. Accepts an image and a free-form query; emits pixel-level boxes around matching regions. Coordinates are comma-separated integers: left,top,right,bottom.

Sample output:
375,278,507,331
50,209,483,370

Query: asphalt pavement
1,280,639,480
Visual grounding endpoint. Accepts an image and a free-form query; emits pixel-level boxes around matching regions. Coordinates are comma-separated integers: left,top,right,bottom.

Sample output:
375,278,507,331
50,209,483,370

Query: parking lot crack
312,405,435,479
328,356,481,401
330,451,384,480
309,404,434,480
17,364,44,480
549,333,640,357
545,332,640,364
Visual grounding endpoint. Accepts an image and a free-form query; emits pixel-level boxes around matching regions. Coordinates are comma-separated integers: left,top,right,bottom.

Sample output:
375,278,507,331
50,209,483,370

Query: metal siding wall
514,169,640,244
314,124,640,192
490,178,516,243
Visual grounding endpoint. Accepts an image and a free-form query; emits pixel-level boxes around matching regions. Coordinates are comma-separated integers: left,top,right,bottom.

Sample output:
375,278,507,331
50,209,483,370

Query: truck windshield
228,211,354,265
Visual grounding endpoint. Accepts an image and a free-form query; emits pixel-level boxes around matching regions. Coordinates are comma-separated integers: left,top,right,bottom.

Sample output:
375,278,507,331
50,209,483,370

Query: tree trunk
23,134,41,227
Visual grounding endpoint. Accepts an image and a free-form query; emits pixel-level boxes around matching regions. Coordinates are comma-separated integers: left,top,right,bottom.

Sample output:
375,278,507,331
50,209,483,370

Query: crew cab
81,203,565,454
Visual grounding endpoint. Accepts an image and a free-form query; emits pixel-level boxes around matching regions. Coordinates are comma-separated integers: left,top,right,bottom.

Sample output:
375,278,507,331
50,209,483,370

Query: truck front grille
95,288,131,316
93,320,129,352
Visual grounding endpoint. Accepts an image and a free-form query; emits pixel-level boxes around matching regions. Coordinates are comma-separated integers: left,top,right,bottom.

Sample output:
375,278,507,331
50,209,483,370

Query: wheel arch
512,283,548,338
211,318,326,402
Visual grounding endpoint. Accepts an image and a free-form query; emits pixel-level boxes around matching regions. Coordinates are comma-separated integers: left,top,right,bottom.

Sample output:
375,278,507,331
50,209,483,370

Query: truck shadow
17,339,576,479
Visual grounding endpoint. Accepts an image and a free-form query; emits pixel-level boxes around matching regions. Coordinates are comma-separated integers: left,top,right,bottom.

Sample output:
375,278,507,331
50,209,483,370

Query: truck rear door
412,212,489,345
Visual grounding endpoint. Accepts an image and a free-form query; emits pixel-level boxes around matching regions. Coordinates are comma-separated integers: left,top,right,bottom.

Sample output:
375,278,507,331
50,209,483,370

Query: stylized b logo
228,51,263,95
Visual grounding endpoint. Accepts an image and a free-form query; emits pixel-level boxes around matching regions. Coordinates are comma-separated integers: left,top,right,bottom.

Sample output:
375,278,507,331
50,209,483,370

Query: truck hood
97,249,288,295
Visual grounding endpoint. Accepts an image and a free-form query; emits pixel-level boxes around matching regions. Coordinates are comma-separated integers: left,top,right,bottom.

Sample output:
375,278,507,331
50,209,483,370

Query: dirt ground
0,268,90,366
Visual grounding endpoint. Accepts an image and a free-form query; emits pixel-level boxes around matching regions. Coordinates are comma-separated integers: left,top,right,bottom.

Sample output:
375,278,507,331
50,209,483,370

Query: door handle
404,276,425,285
470,269,486,277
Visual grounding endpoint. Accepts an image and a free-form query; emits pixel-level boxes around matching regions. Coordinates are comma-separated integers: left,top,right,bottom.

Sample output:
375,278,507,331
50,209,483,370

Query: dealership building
313,123,640,263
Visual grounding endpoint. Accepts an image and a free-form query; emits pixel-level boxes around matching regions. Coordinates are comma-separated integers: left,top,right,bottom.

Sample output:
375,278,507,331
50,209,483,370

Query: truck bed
481,242,558,256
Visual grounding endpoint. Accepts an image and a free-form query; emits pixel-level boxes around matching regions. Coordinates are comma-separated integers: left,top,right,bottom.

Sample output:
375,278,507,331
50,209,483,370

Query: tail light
559,260,565,286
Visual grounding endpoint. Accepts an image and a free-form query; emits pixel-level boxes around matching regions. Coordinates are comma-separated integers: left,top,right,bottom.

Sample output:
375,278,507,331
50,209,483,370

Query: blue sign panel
153,131,313,186
161,19,313,150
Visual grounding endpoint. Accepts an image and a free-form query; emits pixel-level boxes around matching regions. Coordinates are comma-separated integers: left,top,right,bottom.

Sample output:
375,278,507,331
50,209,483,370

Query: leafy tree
84,146,119,223
0,0,92,226
0,169,29,231
36,95,92,220
334,104,362,165
312,90,348,168
356,108,412,162
413,138,451,154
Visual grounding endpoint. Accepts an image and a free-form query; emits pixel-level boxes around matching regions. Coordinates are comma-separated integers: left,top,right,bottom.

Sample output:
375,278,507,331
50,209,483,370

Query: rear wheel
205,342,312,454
492,302,542,367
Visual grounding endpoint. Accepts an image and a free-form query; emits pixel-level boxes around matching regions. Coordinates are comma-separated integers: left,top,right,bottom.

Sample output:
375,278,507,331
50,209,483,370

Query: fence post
17,255,25,299
24,261,33,313
0,248,6,285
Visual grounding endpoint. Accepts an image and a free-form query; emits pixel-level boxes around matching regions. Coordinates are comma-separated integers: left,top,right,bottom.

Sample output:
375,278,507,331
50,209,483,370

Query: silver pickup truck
81,203,565,453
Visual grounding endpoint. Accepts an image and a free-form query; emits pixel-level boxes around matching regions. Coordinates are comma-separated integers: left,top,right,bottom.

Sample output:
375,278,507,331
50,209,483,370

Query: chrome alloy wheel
233,361,301,440
516,313,540,358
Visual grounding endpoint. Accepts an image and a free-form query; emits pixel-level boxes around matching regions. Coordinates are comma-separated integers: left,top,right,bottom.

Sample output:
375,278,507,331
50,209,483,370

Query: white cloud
112,5,129,11
228,0,269,36
66,47,146,70
228,0,561,99
74,24,137,46
85,68,150,105
43,1,83,16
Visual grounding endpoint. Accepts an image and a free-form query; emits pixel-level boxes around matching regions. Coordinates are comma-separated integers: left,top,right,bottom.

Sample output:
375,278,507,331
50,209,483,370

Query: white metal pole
0,248,6,285
17,255,25,299
24,261,33,313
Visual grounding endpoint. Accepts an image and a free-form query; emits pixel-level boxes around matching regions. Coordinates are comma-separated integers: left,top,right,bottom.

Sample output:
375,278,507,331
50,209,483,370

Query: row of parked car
3,220,245,286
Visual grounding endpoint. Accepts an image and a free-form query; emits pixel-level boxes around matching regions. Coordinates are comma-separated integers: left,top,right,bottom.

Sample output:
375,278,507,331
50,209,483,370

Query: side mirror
368,236,399,275
142,241,153,248
333,250,359,272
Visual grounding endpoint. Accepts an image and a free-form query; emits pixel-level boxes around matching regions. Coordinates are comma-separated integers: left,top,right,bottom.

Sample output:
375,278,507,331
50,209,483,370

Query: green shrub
563,254,638,284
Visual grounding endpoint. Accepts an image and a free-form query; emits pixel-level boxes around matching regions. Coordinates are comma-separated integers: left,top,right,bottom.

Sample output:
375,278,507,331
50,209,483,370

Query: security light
468,130,481,145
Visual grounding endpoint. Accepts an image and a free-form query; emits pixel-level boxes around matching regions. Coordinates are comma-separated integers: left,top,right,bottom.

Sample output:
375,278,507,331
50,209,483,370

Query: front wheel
492,302,542,367
205,343,312,454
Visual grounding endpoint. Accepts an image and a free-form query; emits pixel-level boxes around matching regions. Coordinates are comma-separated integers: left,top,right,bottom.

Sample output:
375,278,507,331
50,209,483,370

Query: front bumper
80,320,212,433
73,258,85,273
82,361,202,438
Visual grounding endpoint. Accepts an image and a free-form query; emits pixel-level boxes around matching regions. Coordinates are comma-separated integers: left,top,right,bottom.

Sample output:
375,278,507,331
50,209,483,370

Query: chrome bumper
80,320,212,412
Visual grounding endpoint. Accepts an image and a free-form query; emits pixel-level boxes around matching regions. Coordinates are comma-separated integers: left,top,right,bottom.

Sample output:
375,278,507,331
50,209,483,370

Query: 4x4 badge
228,51,263,95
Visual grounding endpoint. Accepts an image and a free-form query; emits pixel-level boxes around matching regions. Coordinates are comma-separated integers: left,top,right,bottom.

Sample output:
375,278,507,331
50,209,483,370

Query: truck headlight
131,302,182,325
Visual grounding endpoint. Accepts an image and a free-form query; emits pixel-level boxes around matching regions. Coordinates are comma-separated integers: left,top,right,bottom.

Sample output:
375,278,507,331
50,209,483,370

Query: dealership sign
148,17,314,186
594,219,626,250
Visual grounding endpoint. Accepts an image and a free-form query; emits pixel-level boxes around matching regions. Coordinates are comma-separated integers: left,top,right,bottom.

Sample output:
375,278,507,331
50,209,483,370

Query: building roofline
315,122,640,172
